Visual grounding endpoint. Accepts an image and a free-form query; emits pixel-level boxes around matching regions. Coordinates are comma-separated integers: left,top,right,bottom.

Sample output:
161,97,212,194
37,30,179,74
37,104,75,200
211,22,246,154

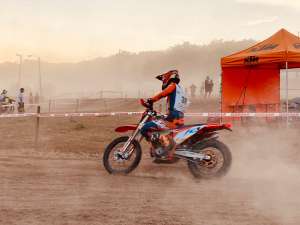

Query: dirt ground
1,100,300,225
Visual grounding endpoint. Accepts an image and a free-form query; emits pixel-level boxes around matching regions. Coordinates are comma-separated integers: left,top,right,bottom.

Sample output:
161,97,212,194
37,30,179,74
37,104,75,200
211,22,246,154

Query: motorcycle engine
155,147,166,157
150,133,167,157
150,132,160,144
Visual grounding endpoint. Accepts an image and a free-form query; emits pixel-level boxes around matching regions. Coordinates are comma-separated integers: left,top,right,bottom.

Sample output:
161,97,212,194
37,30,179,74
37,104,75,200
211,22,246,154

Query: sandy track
1,102,300,225
1,146,300,225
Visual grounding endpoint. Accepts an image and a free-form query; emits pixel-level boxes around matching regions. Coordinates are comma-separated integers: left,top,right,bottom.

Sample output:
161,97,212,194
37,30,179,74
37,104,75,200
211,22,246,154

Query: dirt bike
0,97,15,114
103,99,232,179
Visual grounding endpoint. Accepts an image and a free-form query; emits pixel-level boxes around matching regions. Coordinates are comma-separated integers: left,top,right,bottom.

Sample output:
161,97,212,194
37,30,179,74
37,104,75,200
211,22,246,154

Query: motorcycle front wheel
103,136,142,174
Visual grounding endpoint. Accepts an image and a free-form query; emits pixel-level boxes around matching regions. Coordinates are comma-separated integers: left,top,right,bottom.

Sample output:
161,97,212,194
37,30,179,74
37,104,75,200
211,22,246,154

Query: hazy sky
1,0,299,62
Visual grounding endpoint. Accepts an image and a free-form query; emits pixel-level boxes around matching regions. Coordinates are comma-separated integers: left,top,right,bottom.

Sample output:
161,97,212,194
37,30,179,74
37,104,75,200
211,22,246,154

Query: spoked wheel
188,140,232,179
103,136,142,174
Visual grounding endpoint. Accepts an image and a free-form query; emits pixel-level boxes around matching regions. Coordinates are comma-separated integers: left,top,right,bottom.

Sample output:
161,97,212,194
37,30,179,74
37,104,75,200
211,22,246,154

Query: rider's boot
162,135,176,162
149,133,165,158
152,134,177,163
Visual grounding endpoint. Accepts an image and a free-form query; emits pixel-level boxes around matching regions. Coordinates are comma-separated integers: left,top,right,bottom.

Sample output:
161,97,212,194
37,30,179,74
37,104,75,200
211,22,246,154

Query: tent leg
285,61,289,126
219,72,223,123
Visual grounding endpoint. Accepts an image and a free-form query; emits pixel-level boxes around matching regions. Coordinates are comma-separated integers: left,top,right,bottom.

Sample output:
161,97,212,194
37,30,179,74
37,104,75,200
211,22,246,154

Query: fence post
35,105,41,149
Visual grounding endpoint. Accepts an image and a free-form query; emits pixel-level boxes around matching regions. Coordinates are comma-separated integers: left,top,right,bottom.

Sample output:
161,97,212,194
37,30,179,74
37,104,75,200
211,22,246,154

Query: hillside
0,39,256,97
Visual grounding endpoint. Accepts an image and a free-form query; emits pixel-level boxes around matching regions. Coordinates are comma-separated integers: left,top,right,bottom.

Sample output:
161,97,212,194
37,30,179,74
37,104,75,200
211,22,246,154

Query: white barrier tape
0,113,37,118
0,104,15,108
0,112,300,118
0,112,143,118
2,112,130,118
185,112,300,117
0,99,130,108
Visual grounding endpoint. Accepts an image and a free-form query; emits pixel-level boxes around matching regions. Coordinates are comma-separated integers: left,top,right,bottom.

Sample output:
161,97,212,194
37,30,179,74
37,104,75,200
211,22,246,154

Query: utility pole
16,54,23,89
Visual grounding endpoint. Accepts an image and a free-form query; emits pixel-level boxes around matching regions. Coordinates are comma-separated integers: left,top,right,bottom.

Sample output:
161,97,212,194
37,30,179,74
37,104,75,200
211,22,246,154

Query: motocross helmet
156,70,180,90
1,89,7,95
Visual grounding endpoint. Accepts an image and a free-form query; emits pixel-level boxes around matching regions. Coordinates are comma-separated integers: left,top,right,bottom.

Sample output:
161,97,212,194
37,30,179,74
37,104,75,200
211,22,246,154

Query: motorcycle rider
141,70,187,160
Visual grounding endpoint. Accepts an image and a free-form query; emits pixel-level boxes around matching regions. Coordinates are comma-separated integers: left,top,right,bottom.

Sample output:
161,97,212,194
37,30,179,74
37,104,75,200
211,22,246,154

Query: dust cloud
108,123,300,224
227,125,300,225
153,125,300,225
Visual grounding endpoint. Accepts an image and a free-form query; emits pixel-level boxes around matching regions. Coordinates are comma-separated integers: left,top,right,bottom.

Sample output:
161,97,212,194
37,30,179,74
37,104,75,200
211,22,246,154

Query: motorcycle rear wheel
103,136,142,174
187,139,232,179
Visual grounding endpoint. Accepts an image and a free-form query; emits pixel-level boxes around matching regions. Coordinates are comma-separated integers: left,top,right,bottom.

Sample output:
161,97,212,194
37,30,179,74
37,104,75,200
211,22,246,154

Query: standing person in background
190,84,196,98
17,88,25,113
208,79,214,98
205,76,210,98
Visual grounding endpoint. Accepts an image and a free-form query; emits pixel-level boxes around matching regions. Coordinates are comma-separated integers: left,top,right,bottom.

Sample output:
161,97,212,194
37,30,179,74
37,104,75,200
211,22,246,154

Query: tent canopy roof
221,29,300,68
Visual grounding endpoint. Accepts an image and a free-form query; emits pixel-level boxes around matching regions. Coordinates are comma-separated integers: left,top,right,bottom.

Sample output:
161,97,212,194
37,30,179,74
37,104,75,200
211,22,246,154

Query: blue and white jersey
169,84,187,113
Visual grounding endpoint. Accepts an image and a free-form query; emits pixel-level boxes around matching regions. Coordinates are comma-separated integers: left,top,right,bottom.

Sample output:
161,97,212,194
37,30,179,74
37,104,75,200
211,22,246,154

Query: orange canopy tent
221,28,300,114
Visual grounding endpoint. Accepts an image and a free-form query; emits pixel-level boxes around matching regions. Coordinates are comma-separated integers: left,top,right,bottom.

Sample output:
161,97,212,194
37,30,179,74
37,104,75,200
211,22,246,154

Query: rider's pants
141,110,184,139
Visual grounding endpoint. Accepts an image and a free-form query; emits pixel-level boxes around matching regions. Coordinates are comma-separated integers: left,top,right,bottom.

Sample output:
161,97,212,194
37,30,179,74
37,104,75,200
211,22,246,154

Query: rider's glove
146,98,153,105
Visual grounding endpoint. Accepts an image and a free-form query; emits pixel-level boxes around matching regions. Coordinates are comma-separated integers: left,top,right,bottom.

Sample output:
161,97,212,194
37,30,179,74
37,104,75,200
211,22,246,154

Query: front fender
115,125,138,133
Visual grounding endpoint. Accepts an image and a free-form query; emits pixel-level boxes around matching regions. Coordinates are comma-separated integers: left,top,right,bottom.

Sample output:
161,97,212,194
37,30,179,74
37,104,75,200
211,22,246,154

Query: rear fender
201,123,232,132
183,123,231,145
115,125,138,133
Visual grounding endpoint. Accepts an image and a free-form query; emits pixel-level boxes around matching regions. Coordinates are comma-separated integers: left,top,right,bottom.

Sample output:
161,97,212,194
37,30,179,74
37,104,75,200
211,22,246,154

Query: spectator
208,79,214,97
205,76,214,98
190,84,196,98
17,88,25,113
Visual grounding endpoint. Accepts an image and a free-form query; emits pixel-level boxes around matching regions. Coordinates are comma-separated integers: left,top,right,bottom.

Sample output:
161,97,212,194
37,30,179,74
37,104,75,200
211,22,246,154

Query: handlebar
140,98,153,110
140,99,163,118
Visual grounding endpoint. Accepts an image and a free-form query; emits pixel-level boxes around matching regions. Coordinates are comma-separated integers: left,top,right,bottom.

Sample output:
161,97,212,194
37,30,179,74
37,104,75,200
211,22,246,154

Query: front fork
120,115,149,157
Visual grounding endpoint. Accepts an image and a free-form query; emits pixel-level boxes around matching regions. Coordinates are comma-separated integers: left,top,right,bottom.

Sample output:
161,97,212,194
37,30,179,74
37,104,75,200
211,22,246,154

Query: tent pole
285,61,289,126
220,72,223,123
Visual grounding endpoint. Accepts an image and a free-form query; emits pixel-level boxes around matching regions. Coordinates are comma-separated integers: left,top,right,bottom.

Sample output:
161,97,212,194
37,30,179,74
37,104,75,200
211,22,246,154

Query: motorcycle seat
175,123,205,129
